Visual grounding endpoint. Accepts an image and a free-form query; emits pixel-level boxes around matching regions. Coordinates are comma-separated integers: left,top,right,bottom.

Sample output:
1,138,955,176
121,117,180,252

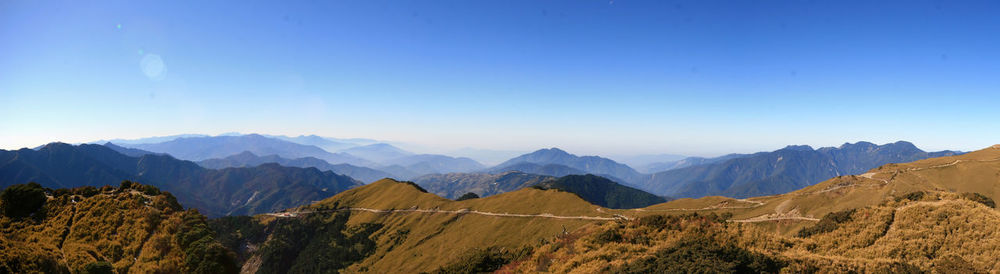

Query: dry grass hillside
514,192,999,273
0,182,236,273
626,144,1000,235
222,179,623,273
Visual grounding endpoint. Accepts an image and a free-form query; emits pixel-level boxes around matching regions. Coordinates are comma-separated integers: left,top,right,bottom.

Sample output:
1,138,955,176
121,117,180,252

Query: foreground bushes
431,246,533,273
0,182,47,218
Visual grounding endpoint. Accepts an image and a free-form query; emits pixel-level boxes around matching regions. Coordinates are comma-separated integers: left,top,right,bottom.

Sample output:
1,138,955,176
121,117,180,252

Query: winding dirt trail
728,216,820,223
264,155,1000,224
265,207,630,221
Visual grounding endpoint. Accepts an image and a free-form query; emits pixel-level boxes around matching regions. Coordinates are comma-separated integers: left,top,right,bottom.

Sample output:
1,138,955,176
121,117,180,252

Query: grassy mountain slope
503,146,1000,272
636,144,1000,235
0,182,237,273
513,192,999,273
220,179,618,273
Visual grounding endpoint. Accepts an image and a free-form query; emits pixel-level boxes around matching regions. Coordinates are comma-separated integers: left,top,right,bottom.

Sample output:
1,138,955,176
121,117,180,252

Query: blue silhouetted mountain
414,171,553,199
88,134,209,145
102,142,161,157
340,143,414,162
641,153,749,173
382,154,485,175
0,143,363,217
268,134,360,152
534,174,667,209
126,134,374,166
612,153,688,171
493,148,646,186
198,151,394,183
639,141,964,199
487,162,586,178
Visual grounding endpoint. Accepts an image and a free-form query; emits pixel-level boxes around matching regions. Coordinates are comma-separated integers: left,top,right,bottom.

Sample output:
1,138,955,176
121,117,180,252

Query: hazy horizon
4,1,999,156
4,132,976,162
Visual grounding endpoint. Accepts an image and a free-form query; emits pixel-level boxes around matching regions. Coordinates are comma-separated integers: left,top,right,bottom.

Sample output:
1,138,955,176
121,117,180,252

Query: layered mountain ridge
0,143,362,217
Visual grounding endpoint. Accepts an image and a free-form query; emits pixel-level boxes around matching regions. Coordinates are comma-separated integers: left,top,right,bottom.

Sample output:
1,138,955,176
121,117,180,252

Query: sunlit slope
0,183,235,273
517,192,1000,273
634,145,1000,228
294,179,617,273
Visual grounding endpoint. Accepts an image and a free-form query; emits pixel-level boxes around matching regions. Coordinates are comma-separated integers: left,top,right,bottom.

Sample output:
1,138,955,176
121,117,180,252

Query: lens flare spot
140,54,167,81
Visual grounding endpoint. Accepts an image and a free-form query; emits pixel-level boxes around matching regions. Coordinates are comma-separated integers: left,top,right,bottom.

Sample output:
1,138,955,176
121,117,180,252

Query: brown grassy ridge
621,144,1000,235
513,192,1000,273
0,182,236,273
243,178,620,273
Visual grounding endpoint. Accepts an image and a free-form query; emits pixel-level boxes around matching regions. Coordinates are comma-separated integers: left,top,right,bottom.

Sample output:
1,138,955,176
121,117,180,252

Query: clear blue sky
2,0,999,156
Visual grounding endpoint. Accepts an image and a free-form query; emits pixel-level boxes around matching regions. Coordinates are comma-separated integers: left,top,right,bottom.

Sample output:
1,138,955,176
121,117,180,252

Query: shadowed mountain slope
198,151,394,183
0,143,362,217
494,148,646,185
413,171,552,199
535,174,667,209
641,141,963,199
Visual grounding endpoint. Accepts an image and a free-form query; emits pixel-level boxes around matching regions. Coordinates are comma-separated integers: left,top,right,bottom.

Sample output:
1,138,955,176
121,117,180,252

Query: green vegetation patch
456,192,480,201
1,182,47,218
611,237,785,273
430,246,533,274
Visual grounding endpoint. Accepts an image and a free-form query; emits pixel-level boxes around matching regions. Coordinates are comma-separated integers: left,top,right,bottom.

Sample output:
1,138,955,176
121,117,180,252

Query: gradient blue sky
2,0,999,156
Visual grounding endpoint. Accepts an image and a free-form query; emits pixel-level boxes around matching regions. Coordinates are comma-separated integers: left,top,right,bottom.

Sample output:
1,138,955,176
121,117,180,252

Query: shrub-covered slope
513,192,999,273
0,182,237,273
217,178,621,273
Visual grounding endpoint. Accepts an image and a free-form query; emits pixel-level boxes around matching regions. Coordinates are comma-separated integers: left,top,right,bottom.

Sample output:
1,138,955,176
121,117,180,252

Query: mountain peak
536,147,571,155
233,151,259,157
888,140,917,148
841,141,876,148
781,145,814,151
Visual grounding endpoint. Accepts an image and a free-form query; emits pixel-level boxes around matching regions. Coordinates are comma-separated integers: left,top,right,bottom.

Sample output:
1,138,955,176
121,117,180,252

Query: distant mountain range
383,154,485,175
611,153,687,171
639,141,963,199
123,135,485,180
640,153,748,173
0,143,363,216
340,143,413,162
493,148,647,186
414,171,664,209
125,134,375,167
414,171,553,199
5,143,999,273
487,162,587,177
197,151,394,183
267,134,363,152
85,134,969,201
